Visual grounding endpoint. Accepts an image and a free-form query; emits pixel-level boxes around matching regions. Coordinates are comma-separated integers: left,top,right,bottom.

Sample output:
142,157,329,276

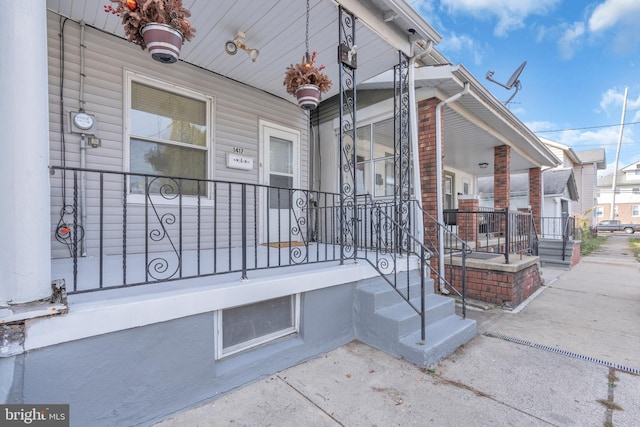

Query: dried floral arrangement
104,0,196,49
283,52,332,95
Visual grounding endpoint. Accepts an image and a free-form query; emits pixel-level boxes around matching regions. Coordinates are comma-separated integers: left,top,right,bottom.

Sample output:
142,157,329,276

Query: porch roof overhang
422,64,560,175
46,0,447,103
362,64,560,176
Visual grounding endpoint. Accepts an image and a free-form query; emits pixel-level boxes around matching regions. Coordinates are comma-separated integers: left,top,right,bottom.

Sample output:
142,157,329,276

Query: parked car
594,220,639,234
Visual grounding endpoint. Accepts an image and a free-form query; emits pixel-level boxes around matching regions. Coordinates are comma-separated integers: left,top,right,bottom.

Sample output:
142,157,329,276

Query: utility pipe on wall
436,83,469,289
79,21,87,256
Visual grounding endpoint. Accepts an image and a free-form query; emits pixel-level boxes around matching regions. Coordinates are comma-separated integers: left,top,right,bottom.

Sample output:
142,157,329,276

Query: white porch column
0,0,52,304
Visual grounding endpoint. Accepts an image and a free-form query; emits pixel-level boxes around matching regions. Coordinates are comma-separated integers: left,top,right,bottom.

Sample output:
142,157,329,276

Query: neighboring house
540,138,606,227
573,149,606,226
597,161,640,224
477,168,579,237
1,1,557,425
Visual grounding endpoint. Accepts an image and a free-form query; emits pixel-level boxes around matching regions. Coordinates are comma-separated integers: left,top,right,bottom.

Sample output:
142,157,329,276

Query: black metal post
241,184,248,279
504,207,510,264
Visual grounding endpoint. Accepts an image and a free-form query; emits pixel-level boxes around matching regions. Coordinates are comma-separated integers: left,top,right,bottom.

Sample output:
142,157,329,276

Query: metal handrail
362,203,467,343
408,201,469,316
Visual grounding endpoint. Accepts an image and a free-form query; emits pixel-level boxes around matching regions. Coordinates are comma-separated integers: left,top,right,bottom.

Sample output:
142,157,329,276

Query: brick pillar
529,167,542,232
494,145,511,210
457,197,479,243
417,98,442,275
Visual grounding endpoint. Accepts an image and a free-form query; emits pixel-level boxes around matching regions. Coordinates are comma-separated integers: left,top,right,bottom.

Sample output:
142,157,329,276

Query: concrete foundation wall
16,284,355,427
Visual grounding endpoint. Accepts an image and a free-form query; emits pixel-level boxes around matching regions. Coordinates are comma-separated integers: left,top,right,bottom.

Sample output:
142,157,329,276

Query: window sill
127,193,215,207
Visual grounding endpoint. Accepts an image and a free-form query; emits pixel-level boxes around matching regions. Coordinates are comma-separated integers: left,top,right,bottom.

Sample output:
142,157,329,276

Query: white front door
260,121,300,243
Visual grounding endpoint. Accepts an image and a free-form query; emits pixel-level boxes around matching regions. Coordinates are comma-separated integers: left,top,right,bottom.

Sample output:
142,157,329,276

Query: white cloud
588,0,640,32
407,0,442,29
437,33,485,65
526,121,558,132
530,87,639,176
588,0,640,53
557,22,585,60
440,0,559,36
599,88,640,116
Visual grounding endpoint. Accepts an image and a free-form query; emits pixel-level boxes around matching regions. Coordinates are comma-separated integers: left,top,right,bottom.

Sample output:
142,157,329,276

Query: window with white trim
633,205,640,217
127,74,212,196
355,117,408,198
216,295,299,358
596,205,604,217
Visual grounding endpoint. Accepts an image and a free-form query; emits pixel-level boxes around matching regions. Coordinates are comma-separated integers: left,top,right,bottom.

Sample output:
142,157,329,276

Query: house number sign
227,152,254,170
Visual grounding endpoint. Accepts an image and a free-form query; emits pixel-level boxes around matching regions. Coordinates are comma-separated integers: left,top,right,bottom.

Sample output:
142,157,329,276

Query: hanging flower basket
283,52,332,111
141,23,184,64
105,0,195,64
294,84,322,110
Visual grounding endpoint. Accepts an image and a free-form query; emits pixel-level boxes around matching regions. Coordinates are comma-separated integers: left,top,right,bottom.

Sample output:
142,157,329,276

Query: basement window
216,295,300,358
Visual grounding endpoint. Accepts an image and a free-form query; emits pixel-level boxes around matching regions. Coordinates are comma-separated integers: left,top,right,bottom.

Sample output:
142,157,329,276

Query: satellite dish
506,61,527,89
485,61,527,104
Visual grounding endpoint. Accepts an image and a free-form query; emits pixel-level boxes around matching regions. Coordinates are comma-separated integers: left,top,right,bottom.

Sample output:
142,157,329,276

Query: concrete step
375,294,455,339
538,249,573,259
354,273,477,368
355,271,433,312
398,315,477,368
540,258,571,269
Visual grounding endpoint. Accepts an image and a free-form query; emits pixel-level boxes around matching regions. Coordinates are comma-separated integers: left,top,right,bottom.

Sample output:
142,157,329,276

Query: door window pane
270,137,293,174
269,175,293,209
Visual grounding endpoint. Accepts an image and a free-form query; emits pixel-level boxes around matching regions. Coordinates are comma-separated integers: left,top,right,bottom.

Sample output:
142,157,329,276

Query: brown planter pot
294,84,321,110
140,23,184,64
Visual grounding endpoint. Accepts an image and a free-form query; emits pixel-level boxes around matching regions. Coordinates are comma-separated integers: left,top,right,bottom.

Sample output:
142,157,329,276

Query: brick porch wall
417,98,442,276
457,197,479,243
529,167,542,232
494,145,511,210
570,241,581,267
448,261,542,309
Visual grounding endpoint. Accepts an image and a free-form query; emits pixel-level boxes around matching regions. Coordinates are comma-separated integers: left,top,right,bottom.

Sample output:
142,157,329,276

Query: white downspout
436,83,469,290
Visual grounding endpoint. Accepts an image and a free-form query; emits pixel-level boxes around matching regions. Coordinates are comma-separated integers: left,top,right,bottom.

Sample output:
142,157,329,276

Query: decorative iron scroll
289,189,310,264
394,52,412,253
146,176,182,281
338,6,357,262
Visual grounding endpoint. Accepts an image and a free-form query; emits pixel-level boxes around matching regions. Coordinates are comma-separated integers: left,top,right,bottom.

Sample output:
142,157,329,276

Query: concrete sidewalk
153,237,640,427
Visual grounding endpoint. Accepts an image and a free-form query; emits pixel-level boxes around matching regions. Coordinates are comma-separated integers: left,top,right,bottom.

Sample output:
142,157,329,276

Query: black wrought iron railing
442,208,538,263
50,166,349,294
355,200,467,341
540,216,577,240
540,216,577,261
412,201,469,317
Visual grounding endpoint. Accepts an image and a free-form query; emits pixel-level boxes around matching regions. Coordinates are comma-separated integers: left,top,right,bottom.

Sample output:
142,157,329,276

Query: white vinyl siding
47,12,309,259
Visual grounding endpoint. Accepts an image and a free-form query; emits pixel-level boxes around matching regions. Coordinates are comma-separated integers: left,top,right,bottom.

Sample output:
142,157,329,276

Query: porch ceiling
422,65,560,176
361,64,560,176
46,0,446,104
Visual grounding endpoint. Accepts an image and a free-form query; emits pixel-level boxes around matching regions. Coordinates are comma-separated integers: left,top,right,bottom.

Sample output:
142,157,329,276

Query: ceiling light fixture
224,31,259,62
479,162,489,169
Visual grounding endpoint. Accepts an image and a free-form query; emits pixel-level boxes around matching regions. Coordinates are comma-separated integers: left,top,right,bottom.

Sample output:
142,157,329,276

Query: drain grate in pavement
484,331,640,375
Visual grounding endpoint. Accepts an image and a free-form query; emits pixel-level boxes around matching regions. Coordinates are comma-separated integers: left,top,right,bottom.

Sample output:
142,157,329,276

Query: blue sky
408,0,640,176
